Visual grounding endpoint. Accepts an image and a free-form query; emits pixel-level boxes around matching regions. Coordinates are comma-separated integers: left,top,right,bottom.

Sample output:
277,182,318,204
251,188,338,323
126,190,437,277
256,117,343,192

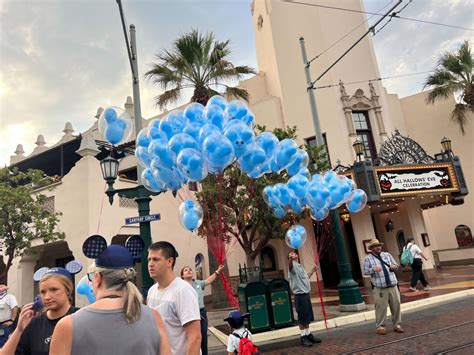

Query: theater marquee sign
375,163,460,197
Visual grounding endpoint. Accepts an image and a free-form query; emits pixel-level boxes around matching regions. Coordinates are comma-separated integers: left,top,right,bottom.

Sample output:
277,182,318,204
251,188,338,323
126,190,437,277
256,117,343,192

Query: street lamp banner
375,163,459,197
125,214,161,225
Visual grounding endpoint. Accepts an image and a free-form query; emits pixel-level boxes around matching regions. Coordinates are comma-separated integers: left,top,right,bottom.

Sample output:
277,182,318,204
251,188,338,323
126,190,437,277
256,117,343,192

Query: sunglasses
87,272,95,282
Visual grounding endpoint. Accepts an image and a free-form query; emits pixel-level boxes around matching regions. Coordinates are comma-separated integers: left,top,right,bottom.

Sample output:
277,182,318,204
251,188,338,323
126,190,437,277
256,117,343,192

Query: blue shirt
363,252,399,288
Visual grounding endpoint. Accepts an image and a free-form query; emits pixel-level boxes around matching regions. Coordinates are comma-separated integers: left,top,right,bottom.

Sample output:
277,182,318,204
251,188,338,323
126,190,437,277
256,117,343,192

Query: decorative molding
378,130,435,166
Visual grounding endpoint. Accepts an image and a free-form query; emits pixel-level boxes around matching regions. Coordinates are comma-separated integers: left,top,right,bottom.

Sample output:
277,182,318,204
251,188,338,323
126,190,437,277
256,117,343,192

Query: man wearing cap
0,284,18,347
363,239,403,335
147,241,201,355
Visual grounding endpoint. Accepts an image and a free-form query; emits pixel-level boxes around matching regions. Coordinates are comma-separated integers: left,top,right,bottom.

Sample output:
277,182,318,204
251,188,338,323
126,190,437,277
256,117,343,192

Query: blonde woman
50,245,170,355
0,268,78,355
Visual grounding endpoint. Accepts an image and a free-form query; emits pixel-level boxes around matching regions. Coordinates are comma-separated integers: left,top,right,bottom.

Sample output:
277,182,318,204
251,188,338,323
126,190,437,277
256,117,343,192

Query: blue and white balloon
178,199,204,232
98,107,133,145
285,225,307,249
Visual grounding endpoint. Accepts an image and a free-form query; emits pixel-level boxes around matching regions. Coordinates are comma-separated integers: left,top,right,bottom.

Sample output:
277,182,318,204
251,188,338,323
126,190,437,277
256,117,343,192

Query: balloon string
96,182,107,234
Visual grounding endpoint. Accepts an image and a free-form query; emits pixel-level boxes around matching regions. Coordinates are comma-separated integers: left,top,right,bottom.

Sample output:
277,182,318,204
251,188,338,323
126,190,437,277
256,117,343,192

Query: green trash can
237,282,271,332
267,278,295,329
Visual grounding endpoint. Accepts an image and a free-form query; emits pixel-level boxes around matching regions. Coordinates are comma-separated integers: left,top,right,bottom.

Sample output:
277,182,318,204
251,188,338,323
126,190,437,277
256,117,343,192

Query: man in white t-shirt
147,241,201,355
0,284,18,347
405,236,431,292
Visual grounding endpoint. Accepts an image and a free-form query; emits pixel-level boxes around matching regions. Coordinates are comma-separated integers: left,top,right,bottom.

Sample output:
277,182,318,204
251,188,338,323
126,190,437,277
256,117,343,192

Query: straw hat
367,239,384,250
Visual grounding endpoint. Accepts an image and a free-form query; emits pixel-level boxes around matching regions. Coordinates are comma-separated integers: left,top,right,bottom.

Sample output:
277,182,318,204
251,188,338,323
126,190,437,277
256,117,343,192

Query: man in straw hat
363,239,404,335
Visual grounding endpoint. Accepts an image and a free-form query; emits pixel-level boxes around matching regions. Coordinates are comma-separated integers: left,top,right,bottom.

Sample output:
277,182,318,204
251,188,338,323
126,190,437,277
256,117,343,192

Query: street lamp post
300,37,365,311
96,1,161,288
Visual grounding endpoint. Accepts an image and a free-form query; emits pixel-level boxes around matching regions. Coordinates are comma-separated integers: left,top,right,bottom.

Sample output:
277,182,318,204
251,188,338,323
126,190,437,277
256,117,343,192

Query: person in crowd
0,269,78,355
224,310,256,355
181,264,224,355
405,236,431,292
363,239,404,335
0,285,18,347
147,241,201,355
288,250,321,347
49,245,170,355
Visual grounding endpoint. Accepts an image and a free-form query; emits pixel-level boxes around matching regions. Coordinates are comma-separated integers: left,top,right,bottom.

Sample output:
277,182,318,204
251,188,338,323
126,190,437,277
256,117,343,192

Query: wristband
215,271,220,275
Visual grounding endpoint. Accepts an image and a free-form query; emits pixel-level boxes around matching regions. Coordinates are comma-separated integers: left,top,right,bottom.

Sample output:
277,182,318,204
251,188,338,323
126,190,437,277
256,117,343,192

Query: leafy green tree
0,168,65,284
196,125,330,266
424,40,473,134
145,29,255,110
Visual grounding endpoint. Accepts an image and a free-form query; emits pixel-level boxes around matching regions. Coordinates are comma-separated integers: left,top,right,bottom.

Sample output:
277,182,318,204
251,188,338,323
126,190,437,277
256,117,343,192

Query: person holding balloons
288,250,321,348
181,264,224,355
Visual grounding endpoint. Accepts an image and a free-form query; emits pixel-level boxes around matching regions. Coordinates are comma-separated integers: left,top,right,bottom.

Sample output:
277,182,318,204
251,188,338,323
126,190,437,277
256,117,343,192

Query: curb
208,289,473,350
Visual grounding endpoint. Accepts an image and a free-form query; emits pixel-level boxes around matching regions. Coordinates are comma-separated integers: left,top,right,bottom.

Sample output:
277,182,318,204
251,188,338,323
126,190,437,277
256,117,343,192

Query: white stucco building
5,0,473,305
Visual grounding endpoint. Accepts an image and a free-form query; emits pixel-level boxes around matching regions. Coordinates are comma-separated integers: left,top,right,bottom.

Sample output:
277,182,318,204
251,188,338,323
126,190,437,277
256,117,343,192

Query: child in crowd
224,310,257,355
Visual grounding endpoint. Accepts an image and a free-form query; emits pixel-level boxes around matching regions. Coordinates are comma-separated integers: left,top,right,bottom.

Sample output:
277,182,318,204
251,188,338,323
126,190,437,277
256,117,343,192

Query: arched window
455,225,473,248
260,246,277,272
195,253,204,280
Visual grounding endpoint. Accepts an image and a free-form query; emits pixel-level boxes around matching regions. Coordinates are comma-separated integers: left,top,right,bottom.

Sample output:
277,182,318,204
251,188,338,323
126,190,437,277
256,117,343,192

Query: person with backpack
363,239,403,335
224,310,258,355
404,236,431,292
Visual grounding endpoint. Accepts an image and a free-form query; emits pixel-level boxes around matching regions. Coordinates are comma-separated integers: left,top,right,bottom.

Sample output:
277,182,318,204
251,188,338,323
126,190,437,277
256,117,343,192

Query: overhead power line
282,0,474,32
309,0,395,64
312,70,432,90
310,0,404,86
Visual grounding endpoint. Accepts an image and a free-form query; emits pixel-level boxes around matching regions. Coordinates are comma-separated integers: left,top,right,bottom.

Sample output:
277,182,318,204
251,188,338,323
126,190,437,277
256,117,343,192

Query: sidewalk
205,264,474,354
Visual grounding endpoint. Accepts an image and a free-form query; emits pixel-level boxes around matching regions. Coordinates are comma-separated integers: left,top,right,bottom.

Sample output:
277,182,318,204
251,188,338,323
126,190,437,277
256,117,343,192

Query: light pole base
339,302,366,312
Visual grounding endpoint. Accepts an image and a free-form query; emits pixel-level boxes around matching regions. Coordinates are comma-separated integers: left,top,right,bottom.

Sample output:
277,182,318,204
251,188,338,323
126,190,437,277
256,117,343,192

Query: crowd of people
0,235,429,354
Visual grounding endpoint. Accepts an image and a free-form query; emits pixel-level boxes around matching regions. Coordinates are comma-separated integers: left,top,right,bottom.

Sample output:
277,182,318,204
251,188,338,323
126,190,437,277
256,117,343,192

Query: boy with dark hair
288,250,321,347
147,241,201,354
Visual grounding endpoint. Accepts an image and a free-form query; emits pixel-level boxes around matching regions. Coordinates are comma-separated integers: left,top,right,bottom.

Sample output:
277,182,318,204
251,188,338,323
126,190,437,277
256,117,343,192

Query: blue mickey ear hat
224,310,250,329
82,235,144,269
33,260,83,282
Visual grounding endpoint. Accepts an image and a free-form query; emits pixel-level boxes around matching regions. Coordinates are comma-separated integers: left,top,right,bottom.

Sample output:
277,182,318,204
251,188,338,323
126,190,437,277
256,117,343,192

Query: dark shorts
294,293,314,325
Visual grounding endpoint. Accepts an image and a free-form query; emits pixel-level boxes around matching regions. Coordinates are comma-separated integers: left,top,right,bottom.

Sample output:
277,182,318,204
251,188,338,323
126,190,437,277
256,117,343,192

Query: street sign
125,214,161,225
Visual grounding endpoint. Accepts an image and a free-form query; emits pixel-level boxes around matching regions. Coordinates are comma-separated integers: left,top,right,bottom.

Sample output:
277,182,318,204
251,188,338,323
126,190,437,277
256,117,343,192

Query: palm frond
156,87,182,110
450,103,468,135
223,86,250,102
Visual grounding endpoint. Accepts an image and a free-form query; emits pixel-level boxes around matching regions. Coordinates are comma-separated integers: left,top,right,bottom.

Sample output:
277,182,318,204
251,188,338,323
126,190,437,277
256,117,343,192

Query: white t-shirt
407,242,422,259
227,328,253,353
147,277,200,355
0,293,17,323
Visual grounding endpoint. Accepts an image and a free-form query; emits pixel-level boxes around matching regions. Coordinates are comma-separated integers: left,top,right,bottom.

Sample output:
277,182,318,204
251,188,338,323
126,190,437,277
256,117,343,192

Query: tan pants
373,286,401,328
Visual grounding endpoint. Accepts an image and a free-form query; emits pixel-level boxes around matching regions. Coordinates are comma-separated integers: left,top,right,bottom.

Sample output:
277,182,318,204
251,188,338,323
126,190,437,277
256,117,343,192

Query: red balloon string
308,219,332,330
201,174,239,309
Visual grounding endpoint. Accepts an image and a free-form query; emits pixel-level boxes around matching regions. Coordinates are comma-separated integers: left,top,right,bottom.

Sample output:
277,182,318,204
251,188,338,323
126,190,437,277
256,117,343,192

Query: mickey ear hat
96,245,134,269
83,235,143,269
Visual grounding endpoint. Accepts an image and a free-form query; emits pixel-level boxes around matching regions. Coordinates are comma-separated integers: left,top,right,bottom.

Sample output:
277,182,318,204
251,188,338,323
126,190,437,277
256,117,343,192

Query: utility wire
312,70,432,90
310,0,403,86
375,0,413,35
309,0,395,64
282,0,473,31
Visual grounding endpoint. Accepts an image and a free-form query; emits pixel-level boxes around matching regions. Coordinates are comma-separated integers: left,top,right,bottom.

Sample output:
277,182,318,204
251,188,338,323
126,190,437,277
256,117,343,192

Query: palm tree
424,40,473,134
145,29,255,110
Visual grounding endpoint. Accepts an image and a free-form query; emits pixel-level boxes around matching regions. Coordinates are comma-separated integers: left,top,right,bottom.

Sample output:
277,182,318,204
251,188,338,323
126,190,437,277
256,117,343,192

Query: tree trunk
192,87,210,106
0,257,8,285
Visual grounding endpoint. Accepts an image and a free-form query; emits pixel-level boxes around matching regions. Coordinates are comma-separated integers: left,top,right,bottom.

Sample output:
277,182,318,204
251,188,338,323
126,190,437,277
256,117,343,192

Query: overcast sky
0,0,472,166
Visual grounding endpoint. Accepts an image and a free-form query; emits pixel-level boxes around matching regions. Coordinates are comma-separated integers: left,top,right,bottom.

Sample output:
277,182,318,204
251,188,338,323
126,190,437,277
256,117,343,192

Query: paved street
261,295,474,354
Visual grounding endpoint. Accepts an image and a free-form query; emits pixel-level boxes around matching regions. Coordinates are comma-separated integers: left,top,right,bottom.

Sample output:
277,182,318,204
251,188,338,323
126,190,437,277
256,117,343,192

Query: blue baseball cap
96,245,134,269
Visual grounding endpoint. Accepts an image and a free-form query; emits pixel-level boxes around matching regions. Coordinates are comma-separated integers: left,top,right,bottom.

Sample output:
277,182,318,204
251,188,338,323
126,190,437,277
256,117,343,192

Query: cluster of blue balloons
98,107,133,145
133,96,310,194
178,199,204,232
263,170,368,221
285,225,308,249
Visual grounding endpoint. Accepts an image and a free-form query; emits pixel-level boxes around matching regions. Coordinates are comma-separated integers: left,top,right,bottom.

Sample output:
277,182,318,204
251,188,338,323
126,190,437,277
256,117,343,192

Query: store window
305,133,331,165
352,111,377,159
455,225,473,247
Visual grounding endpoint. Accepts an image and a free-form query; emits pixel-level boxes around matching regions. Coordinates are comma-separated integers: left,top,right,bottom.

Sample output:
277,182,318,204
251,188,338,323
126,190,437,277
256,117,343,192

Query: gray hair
90,262,142,323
